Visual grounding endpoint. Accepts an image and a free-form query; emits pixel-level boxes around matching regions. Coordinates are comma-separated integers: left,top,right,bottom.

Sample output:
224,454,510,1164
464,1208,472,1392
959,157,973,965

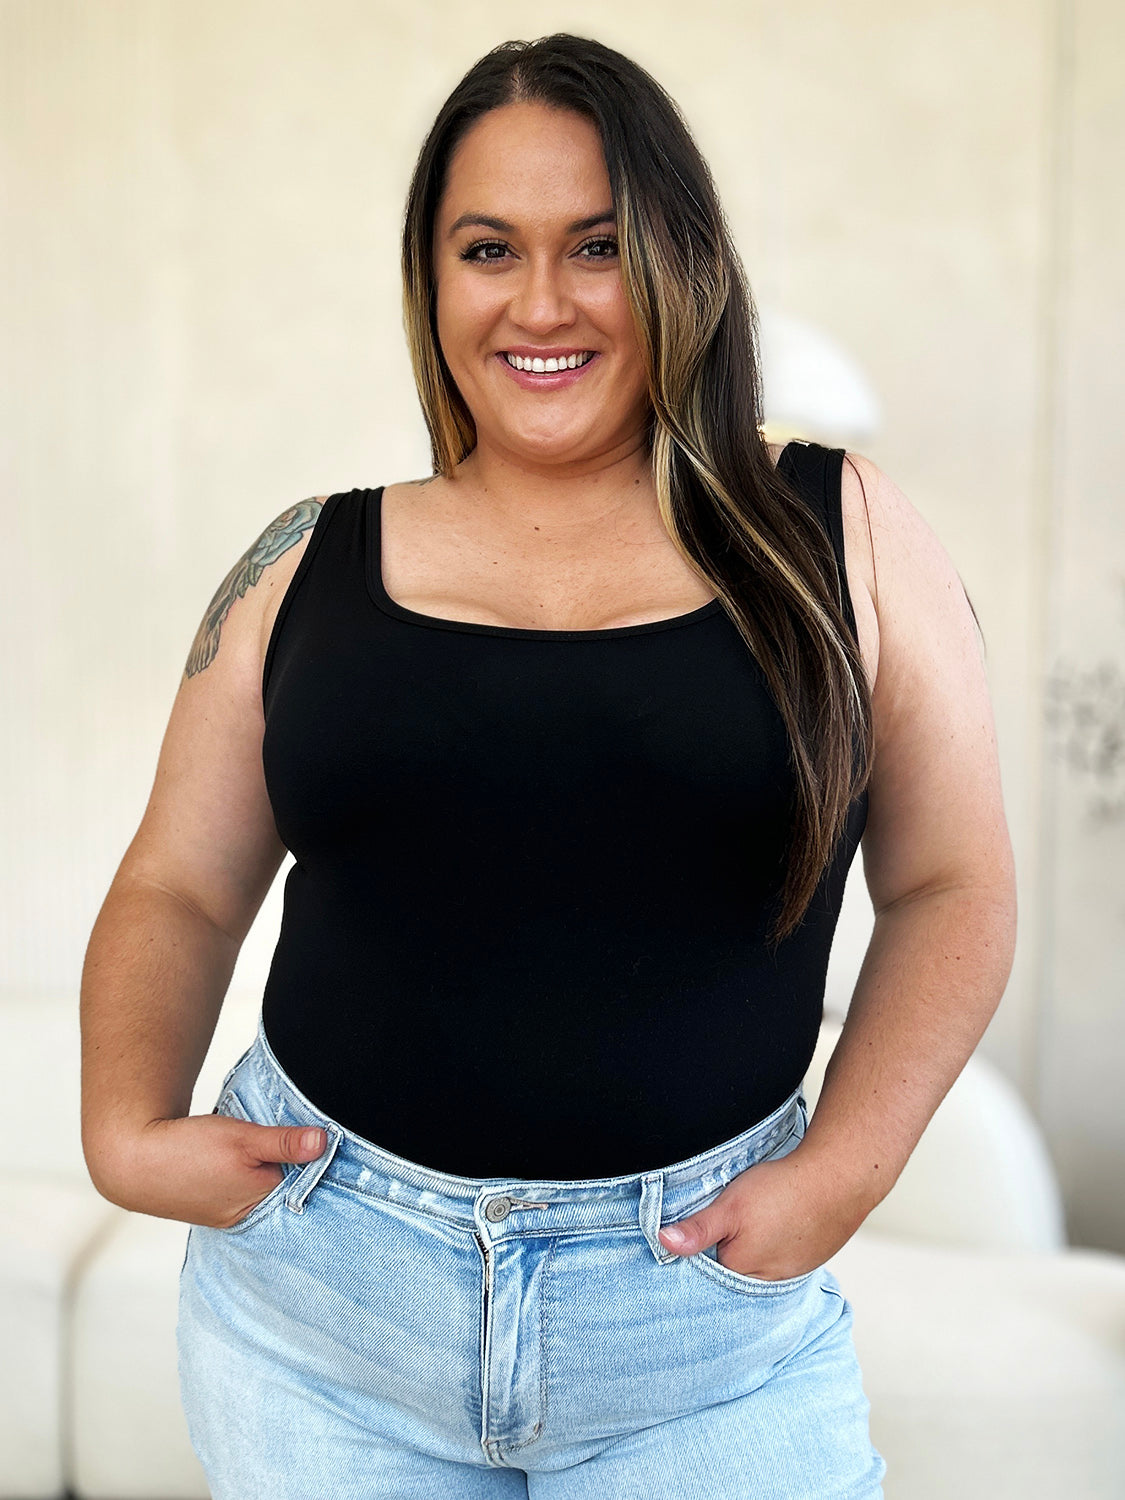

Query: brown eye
578,236,619,260
460,240,509,263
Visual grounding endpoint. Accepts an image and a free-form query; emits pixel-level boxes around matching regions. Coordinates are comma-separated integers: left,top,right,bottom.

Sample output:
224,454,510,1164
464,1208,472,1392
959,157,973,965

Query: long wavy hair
401,34,874,944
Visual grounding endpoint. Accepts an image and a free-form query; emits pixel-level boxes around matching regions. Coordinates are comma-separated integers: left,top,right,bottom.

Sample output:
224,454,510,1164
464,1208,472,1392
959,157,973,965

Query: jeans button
485,1197,512,1222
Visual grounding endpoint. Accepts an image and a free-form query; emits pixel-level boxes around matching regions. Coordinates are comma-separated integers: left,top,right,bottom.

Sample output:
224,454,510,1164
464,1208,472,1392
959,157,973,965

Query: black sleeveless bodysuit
258,441,867,1179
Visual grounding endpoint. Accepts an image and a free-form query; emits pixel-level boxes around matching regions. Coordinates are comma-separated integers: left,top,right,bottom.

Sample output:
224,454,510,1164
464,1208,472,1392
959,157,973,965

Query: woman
81,33,1016,1499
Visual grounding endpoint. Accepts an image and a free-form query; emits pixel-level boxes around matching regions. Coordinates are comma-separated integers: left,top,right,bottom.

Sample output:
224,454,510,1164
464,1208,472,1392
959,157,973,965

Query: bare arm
80,499,328,1223
798,451,1017,1215
658,454,1017,1276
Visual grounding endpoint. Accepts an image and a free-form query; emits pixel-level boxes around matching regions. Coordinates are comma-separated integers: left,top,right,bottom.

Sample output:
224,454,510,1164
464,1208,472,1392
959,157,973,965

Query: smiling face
433,102,652,473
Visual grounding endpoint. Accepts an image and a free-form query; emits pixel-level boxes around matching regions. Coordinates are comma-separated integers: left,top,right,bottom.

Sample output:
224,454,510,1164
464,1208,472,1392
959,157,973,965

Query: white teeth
504,352,594,372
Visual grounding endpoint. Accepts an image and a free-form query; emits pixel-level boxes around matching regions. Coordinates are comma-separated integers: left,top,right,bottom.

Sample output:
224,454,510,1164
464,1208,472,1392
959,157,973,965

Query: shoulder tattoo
183,497,324,678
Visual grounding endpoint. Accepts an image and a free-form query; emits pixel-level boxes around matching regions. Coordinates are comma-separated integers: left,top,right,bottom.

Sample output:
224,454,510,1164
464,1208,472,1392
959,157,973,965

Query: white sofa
4,991,1124,1499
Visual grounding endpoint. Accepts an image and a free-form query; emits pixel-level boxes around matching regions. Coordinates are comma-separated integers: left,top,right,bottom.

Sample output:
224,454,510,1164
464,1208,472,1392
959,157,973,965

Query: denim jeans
176,1011,886,1498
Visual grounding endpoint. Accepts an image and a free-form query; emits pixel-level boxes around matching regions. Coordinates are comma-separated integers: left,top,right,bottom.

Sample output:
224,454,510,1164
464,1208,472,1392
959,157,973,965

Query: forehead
438,103,611,223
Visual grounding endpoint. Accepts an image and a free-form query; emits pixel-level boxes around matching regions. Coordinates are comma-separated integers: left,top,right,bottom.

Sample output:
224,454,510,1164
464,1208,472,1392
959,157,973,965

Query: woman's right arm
80,497,328,1227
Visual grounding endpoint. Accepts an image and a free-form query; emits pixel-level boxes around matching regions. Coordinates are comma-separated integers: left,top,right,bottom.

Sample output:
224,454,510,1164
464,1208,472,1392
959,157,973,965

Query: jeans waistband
233,1009,809,1265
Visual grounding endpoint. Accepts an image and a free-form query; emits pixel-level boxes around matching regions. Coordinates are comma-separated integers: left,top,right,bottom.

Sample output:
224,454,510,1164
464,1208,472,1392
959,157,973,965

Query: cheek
434,277,476,356
595,289,646,365
438,270,500,331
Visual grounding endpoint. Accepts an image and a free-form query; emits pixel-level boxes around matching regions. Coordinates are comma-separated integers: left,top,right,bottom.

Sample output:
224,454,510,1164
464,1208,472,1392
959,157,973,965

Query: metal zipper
474,1228,493,1439
474,1230,493,1317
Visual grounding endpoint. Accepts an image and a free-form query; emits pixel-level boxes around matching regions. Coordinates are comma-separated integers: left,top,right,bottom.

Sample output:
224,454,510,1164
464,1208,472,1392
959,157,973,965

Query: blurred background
2,3,1124,1493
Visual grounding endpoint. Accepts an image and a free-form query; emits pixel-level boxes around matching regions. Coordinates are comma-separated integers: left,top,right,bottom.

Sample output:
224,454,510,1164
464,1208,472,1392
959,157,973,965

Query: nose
508,255,577,334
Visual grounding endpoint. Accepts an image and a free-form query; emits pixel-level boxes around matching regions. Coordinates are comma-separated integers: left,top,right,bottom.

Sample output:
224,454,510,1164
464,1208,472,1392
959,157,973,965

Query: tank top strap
262,486,367,708
776,440,855,642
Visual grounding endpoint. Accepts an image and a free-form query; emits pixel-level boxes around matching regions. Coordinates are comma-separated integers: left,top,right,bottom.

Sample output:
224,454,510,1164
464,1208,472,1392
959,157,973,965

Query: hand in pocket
91,1112,328,1228
657,1147,869,1281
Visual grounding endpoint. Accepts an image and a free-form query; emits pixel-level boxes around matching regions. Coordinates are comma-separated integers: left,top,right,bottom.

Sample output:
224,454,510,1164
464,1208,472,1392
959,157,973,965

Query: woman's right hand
80,498,327,1228
101,1113,328,1228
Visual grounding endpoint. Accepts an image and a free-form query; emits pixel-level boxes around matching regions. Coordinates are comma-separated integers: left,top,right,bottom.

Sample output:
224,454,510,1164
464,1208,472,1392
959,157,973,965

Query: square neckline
364,443,796,641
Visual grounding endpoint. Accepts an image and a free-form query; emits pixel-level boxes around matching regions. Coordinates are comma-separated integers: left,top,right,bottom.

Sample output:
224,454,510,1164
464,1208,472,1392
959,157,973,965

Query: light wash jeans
177,1011,886,1498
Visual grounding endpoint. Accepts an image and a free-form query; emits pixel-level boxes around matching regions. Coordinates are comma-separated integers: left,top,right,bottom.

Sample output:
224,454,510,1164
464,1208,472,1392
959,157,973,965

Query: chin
506,416,607,449
514,441,600,467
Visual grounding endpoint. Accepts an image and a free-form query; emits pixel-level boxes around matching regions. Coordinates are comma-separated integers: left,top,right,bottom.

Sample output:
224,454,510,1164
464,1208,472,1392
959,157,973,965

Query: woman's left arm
658,452,1018,1277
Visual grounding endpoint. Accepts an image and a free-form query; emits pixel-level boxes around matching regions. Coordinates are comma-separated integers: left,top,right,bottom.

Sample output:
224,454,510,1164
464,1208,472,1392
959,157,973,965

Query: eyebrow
446,210,617,238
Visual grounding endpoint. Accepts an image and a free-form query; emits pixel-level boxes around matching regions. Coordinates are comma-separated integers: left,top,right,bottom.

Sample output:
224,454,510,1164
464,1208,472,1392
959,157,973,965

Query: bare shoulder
841,450,979,656
837,452,1013,907
120,494,331,939
829,450,880,691
181,496,330,686
840,451,969,595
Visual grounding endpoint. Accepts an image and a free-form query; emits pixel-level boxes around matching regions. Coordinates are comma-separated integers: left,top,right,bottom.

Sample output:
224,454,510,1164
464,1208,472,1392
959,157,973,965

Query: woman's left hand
656,1144,871,1280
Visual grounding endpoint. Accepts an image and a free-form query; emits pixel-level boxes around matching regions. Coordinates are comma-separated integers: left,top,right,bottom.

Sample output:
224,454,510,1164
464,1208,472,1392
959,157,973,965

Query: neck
447,434,658,539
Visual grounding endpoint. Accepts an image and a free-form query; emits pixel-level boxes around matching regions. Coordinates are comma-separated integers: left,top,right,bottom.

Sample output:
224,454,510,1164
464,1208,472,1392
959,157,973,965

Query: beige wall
4,2,1123,1249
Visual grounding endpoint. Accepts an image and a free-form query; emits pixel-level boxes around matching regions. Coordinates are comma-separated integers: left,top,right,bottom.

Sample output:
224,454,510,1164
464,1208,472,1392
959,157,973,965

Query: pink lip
495,351,599,390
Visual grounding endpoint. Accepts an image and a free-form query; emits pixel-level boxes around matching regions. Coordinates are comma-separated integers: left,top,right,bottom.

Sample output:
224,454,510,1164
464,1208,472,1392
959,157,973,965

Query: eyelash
458,235,619,264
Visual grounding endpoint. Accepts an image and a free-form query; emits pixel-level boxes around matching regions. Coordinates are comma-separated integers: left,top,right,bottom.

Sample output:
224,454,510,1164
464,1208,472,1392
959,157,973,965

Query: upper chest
374,480,719,634
256,459,880,687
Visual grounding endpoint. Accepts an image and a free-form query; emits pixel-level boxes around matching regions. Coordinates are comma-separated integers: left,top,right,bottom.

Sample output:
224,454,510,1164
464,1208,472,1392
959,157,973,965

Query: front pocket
211,1085,296,1232
211,1082,342,1233
668,1101,815,1297
687,1240,818,1296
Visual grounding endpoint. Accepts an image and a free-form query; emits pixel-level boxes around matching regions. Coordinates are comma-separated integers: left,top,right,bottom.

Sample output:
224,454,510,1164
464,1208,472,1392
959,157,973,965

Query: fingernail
661,1225,686,1248
301,1128,323,1152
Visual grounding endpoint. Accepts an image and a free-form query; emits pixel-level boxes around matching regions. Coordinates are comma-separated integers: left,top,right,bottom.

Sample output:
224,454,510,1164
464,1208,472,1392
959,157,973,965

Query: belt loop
638,1171,679,1264
286,1123,342,1214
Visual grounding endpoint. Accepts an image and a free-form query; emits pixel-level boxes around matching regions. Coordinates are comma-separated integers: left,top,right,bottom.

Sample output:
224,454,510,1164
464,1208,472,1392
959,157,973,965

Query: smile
503,351,595,372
